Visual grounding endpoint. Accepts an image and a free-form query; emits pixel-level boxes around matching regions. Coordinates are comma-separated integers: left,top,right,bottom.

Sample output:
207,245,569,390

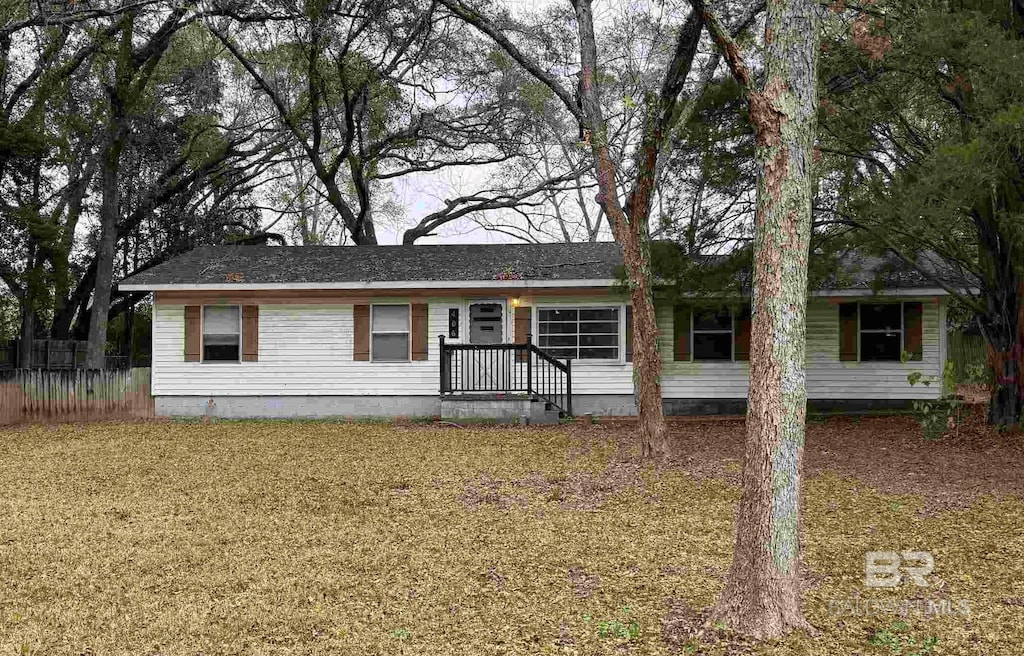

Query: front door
467,302,505,390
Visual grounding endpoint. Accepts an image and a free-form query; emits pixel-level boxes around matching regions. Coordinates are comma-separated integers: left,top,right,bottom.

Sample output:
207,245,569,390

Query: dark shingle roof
119,241,959,292
818,251,967,291
119,242,624,287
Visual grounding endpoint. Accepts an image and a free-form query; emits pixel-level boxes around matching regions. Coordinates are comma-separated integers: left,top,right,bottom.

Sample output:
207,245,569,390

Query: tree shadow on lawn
566,412,1024,515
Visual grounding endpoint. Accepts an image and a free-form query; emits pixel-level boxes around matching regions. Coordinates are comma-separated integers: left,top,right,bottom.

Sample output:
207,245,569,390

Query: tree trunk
573,0,667,458
708,0,818,639
85,124,127,369
17,299,34,369
982,280,1023,428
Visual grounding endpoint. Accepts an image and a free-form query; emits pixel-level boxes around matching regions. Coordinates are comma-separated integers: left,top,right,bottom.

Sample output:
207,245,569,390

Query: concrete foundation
663,398,917,416
155,395,440,419
154,394,917,420
571,394,639,416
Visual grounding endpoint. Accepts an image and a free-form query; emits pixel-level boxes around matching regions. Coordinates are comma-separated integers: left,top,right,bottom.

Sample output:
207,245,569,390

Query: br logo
865,551,935,588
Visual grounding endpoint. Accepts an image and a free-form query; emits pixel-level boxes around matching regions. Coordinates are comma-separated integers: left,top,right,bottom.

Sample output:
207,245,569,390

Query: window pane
372,333,409,361
693,332,732,360
579,321,618,334
204,334,239,346
580,334,617,347
538,308,577,322
579,308,618,321
204,343,239,361
373,305,409,332
694,307,732,331
204,306,239,335
580,347,618,360
539,334,577,348
860,304,902,331
860,333,901,361
538,322,579,335
545,347,577,359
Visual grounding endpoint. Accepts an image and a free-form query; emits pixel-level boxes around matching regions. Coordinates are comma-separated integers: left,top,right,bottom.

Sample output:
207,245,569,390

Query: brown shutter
514,305,531,362
903,302,923,361
411,303,428,361
839,302,859,362
625,305,633,362
673,305,691,362
353,304,370,361
242,305,259,362
734,304,752,361
184,305,201,362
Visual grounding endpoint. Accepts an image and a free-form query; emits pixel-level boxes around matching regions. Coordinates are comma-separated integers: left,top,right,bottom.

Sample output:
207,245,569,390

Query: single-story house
118,242,950,421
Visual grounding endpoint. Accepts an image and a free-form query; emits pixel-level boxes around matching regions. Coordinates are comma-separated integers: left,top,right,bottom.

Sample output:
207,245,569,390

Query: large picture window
537,307,620,360
372,304,410,361
203,306,241,362
859,303,902,361
692,307,733,361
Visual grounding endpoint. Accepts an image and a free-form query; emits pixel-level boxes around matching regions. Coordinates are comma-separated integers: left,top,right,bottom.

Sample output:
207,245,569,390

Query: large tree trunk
85,124,127,369
708,0,818,639
981,279,1023,428
51,158,94,339
573,0,667,458
17,299,34,369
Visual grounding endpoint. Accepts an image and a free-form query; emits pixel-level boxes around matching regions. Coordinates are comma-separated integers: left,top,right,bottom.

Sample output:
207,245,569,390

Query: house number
448,308,459,338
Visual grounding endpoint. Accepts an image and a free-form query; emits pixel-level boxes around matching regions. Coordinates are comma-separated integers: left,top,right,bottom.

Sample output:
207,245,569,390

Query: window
860,303,902,361
203,306,240,362
692,306,733,361
372,304,410,361
537,306,620,360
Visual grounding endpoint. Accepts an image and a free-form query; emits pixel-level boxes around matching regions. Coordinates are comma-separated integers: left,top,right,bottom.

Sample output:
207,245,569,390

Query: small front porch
438,334,573,422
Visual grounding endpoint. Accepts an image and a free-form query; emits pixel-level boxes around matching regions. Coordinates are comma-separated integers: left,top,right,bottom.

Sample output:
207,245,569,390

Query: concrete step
529,399,562,425
439,393,565,424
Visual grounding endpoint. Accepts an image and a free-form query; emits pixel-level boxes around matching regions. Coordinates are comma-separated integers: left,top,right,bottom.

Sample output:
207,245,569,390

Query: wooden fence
0,339,135,370
0,367,154,426
947,331,991,383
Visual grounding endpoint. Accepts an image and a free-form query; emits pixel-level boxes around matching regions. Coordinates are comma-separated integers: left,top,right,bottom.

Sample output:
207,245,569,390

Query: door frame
463,298,509,344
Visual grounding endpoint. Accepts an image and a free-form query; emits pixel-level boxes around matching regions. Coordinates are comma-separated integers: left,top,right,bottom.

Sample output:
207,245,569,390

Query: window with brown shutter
839,302,859,361
353,304,370,361
242,305,259,362
184,305,201,362
673,305,691,361
411,303,428,361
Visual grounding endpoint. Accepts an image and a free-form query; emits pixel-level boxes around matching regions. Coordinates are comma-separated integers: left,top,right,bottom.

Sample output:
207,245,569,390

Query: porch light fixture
511,297,521,308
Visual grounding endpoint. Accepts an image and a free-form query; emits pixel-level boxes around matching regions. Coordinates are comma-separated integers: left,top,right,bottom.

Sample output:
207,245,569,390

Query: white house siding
152,300,456,397
658,297,945,400
153,294,946,406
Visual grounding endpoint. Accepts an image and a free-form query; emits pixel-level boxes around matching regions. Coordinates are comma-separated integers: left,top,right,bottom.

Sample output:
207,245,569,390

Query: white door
466,301,506,391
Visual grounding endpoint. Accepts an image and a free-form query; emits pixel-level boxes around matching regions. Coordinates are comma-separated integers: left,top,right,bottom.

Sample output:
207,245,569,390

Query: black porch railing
439,334,573,416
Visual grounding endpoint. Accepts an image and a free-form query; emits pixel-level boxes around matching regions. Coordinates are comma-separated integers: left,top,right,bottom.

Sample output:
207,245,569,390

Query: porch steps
440,393,562,425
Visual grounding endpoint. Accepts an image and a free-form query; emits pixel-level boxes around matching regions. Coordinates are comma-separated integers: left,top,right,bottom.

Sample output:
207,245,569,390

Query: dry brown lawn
0,417,1022,655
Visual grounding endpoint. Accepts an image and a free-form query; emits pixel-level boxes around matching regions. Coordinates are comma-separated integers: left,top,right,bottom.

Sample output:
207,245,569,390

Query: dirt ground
0,408,1020,655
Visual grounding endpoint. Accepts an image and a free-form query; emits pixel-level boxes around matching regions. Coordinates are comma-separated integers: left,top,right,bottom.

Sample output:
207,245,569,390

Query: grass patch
0,422,1020,654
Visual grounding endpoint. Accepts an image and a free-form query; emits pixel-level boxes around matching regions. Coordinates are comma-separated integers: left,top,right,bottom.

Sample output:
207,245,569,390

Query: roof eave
118,278,619,292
